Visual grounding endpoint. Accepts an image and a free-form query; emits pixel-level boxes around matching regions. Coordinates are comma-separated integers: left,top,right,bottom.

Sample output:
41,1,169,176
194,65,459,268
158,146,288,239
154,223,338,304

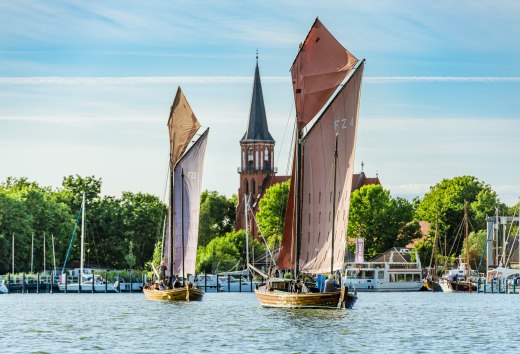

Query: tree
255,180,290,248
347,184,421,258
460,230,487,272
198,191,236,246
415,176,504,256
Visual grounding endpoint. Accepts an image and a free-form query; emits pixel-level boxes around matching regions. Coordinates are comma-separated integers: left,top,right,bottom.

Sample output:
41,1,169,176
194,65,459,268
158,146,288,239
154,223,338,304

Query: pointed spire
241,54,274,143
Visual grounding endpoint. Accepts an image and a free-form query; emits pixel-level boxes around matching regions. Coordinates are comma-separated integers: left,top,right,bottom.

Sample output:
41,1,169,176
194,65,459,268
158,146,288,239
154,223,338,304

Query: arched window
252,180,256,195
248,148,254,171
245,180,249,195
264,147,269,170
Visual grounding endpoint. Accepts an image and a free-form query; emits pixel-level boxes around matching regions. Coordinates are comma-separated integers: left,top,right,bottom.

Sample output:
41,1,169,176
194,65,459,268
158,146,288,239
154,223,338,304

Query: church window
252,180,256,194
245,180,249,195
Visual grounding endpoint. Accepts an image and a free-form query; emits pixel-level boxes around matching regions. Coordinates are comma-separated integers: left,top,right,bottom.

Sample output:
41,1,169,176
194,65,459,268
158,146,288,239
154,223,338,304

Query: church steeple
241,55,274,143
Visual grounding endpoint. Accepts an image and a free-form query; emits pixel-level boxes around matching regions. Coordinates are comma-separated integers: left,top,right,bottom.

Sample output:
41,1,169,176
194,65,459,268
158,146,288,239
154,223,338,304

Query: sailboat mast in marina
144,87,208,302
255,18,364,309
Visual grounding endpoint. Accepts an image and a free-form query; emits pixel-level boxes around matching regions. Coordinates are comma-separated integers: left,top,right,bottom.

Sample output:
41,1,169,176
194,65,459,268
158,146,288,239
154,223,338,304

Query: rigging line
275,101,294,169
286,121,297,176
504,214,517,266
248,203,277,267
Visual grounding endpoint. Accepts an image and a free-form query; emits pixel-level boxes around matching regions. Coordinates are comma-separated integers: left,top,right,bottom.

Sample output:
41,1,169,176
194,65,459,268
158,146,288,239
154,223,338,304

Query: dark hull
449,280,477,292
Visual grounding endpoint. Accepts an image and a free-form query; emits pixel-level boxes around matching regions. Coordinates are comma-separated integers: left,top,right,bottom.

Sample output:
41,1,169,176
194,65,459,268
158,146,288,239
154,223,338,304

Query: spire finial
376,170,379,178
361,161,364,173
256,48,259,63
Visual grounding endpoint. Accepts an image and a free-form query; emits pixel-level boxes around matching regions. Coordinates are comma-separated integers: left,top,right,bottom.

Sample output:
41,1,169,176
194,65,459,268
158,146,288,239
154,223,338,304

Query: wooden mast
295,131,303,279
331,134,338,275
181,168,185,285
464,201,470,279
169,168,174,286
432,213,439,282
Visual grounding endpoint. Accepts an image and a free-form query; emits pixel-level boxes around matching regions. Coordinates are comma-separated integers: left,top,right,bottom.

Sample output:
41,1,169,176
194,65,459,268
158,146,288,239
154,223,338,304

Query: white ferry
345,248,423,292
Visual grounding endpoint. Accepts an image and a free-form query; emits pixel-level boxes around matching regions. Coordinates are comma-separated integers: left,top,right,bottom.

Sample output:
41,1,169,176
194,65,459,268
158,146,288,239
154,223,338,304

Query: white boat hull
58,283,117,292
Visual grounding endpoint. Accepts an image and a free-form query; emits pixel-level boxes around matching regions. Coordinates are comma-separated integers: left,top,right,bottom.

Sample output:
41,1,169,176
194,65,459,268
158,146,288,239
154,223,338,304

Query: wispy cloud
1,76,519,85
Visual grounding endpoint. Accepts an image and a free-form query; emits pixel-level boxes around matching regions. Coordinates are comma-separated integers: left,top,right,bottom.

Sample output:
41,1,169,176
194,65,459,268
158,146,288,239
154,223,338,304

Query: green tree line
0,175,165,274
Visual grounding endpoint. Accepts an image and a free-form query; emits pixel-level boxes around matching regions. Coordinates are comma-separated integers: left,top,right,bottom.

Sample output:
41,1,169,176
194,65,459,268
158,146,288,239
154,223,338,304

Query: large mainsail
291,18,358,129
278,20,364,274
163,87,203,278
172,129,208,276
299,62,364,273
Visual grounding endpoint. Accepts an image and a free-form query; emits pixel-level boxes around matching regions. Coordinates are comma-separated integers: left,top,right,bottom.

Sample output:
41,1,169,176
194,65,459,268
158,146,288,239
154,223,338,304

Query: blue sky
0,1,519,205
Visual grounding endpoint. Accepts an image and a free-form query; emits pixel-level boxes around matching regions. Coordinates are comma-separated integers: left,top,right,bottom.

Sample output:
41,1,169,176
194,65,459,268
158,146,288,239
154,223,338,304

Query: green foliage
415,176,504,256
347,185,421,258
198,191,236,247
0,176,165,274
124,241,137,269
460,230,487,271
195,229,266,274
411,237,433,265
255,180,290,248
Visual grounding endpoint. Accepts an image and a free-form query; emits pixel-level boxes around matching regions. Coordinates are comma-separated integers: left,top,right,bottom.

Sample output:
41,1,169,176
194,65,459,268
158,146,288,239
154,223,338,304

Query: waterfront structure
345,247,423,292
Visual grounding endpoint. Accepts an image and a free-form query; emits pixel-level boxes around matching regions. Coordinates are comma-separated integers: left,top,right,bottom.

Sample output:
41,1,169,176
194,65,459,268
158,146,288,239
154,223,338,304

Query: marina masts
464,201,469,278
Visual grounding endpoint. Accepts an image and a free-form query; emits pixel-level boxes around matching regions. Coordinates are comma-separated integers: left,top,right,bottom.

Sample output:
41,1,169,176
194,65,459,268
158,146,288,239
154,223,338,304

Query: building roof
241,61,274,143
351,172,381,192
370,247,414,263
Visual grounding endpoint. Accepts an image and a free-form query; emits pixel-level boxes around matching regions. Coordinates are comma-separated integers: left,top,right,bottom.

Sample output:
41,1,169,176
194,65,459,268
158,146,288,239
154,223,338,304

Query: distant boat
345,248,423,292
143,87,208,302
58,193,116,293
0,283,7,294
255,18,362,309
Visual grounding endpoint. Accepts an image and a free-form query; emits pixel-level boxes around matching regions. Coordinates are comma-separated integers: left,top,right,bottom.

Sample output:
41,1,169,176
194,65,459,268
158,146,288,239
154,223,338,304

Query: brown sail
167,87,201,168
299,61,364,273
291,18,358,129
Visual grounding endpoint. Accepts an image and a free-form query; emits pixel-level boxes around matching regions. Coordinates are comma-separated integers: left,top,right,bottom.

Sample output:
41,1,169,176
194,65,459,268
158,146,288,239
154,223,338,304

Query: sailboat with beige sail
255,18,363,309
144,87,209,301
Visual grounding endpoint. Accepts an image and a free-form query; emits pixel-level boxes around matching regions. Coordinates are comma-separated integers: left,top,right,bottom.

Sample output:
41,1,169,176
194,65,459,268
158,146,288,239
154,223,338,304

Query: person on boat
294,279,303,293
173,276,181,288
159,260,167,282
324,275,336,293
316,274,326,292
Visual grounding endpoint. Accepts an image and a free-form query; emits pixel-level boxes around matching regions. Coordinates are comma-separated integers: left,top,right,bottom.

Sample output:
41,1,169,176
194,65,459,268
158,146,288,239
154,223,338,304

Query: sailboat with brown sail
144,87,209,301
255,18,363,309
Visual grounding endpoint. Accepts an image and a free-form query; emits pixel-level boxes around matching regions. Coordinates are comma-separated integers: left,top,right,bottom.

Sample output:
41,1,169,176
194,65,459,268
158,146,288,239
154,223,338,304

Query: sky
0,1,519,205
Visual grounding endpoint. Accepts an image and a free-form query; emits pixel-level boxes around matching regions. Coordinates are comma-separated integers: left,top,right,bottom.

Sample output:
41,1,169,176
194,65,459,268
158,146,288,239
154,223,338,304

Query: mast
330,134,338,275
244,194,250,267
495,207,499,266
11,233,14,274
169,168,174,284
295,131,303,278
464,201,469,278
80,192,85,280
181,168,185,285
52,234,57,279
432,214,439,281
43,232,46,274
31,232,34,274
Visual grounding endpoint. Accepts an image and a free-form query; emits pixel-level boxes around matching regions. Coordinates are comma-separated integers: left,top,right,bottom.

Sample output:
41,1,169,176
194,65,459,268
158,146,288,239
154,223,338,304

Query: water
2,292,520,353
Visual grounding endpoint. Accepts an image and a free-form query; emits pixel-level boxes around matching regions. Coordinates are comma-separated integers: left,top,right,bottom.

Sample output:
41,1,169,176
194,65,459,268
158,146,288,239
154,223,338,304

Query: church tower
236,55,276,231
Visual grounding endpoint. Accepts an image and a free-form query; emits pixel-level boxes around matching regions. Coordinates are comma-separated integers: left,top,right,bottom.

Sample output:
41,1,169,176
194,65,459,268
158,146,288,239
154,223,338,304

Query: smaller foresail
167,87,201,168
291,18,358,130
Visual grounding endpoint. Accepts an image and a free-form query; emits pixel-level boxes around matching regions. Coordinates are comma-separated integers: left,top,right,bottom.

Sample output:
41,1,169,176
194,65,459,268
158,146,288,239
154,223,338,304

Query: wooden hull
143,287,204,301
449,280,477,292
255,289,356,309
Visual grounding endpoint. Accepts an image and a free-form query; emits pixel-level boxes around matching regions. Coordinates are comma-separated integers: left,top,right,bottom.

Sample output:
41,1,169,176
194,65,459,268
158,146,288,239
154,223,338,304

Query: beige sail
168,87,201,168
290,18,358,130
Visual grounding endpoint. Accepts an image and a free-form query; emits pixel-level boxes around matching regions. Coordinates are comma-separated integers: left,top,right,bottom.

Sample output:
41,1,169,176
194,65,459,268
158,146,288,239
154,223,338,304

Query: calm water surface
1,292,520,353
